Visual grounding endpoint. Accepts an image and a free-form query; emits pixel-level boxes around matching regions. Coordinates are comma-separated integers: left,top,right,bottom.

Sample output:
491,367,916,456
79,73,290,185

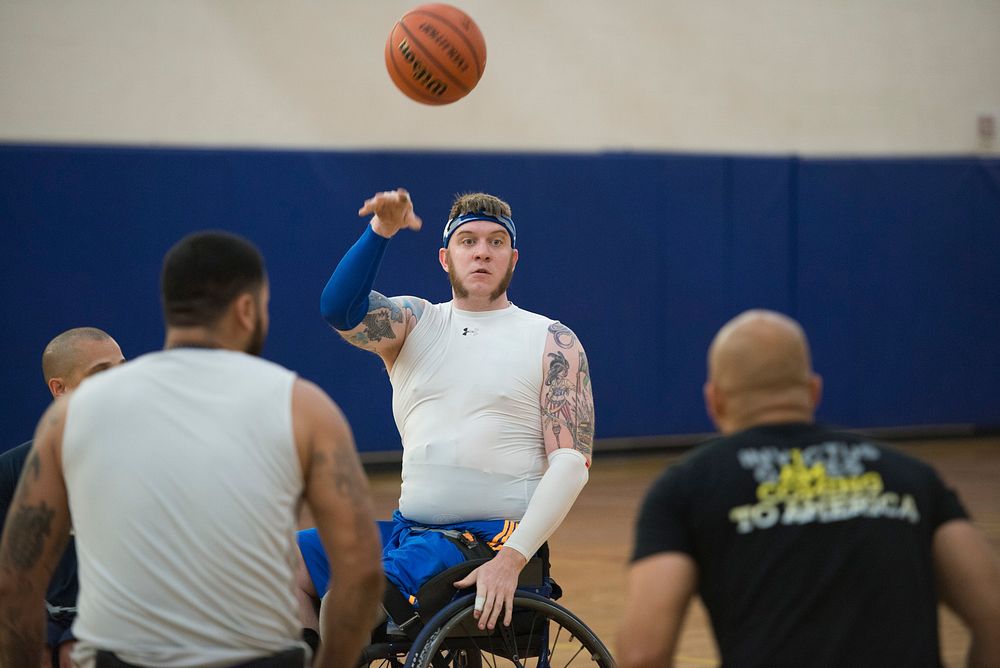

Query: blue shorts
298,510,513,603
46,616,74,648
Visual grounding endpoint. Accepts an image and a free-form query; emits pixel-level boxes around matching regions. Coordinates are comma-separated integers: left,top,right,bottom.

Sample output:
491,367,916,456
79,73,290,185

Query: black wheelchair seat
381,555,556,642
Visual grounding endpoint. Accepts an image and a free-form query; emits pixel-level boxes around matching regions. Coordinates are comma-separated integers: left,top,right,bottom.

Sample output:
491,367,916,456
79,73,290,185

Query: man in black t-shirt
618,310,1000,668
0,327,124,668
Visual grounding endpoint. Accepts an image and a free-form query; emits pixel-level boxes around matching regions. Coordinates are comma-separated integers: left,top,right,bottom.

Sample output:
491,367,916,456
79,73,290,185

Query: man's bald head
41,327,125,397
704,310,821,434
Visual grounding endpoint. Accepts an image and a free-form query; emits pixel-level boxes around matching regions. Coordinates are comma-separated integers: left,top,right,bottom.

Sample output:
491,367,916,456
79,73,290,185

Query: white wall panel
1,0,998,154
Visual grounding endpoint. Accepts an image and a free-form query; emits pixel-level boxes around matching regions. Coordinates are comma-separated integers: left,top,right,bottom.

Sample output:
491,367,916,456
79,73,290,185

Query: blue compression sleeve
320,226,391,330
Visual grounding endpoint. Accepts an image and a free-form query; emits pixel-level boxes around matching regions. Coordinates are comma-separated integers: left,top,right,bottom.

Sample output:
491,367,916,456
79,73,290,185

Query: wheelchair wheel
405,592,615,668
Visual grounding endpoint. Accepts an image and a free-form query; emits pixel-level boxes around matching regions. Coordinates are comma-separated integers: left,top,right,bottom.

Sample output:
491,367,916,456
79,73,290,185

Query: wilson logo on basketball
396,38,449,98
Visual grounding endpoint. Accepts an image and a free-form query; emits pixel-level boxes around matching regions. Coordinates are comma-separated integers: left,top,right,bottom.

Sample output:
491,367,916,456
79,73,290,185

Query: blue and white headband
442,212,517,248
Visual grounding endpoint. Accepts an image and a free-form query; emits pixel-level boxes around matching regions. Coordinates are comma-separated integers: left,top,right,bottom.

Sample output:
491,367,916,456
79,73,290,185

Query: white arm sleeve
503,448,589,560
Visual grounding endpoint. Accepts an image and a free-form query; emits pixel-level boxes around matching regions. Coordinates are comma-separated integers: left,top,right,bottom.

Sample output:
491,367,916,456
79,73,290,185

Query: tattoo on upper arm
347,293,425,348
11,451,41,503
542,347,595,458
548,322,576,349
310,445,367,506
330,447,367,502
25,451,40,481
354,312,395,345
0,501,54,571
574,351,595,456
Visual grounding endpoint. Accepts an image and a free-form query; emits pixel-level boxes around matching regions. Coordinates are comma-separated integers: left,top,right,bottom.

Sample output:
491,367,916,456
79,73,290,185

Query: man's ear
704,381,724,427
48,377,66,398
809,374,823,410
234,292,257,332
438,247,449,273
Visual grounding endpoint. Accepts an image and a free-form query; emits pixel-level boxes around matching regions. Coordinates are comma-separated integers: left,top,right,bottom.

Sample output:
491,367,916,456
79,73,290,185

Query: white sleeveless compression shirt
62,348,303,668
390,302,553,524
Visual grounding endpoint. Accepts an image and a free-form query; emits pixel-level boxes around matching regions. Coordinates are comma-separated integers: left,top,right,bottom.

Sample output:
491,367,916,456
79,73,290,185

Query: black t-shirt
633,423,968,668
0,440,79,609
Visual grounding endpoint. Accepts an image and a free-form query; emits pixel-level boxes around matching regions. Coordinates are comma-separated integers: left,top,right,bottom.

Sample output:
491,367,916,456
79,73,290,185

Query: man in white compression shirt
298,189,594,633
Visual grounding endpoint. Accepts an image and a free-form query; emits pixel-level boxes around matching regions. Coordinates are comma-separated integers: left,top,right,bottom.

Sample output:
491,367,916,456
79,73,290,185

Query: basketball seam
408,9,484,77
397,21,472,94
387,26,446,104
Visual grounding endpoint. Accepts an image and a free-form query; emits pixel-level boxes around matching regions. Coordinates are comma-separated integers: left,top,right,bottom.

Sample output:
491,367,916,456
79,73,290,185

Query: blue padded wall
796,158,1000,427
1,146,997,454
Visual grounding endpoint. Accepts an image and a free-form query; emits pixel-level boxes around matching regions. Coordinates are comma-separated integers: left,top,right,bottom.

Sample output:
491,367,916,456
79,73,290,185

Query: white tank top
390,302,553,524
62,348,303,668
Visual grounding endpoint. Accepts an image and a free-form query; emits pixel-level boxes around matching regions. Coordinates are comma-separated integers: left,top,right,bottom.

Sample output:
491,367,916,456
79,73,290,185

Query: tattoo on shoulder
368,292,403,323
399,297,426,323
548,322,576,349
0,501,54,571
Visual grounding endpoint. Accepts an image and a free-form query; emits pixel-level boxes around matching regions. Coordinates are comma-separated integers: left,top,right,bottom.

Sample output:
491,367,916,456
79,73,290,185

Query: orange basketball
384,4,487,105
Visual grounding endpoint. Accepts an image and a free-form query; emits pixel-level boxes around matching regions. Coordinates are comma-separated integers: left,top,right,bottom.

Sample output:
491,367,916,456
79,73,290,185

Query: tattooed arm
541,322,595,463
337,292,428,368
321,188,428,368
0,400,72,667
292,379,383,668
453,322,595,631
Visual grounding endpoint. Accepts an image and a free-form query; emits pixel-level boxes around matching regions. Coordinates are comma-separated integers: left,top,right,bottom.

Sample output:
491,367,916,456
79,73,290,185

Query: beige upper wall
1,0,998,155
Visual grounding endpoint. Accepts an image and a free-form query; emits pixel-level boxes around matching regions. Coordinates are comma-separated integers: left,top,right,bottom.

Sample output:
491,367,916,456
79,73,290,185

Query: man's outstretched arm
320,189,427,365
0,400,72,666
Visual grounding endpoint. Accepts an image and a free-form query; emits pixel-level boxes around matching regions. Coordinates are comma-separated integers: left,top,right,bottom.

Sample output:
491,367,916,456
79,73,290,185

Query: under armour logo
462,327,479,336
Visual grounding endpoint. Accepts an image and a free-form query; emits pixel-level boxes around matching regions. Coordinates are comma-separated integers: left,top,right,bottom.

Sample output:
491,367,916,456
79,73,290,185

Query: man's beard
246,311,266,356
447,252,515,302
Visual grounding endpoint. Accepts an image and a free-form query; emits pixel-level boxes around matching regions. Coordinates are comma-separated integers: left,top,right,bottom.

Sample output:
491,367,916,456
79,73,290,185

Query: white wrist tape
503,448,589,560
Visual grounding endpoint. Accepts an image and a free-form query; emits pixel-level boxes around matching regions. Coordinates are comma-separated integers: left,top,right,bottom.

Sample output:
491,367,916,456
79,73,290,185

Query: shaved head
41,327,125,396
705,310,821,434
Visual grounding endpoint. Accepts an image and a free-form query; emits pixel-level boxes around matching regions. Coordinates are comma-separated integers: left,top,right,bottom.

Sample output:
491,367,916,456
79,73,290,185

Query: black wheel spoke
557,640,586,668
498,622,524,667
549,621,565,656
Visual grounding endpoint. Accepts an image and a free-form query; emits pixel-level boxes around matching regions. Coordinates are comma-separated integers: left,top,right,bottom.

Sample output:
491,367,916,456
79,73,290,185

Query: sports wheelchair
355,547,615,668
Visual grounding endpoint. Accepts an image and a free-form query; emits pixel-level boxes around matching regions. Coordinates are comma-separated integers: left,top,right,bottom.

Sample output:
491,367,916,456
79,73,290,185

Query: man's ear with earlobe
438,247,449,273
234,292,257,332
48,377,67,397
809,374,823,410
703,381,723,425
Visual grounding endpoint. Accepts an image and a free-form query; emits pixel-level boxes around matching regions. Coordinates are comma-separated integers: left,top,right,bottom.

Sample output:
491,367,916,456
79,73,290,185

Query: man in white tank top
0,231,384,668
303,189,594,632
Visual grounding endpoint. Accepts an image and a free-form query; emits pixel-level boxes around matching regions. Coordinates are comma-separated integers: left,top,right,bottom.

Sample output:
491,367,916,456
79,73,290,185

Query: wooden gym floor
360,435,1000,667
